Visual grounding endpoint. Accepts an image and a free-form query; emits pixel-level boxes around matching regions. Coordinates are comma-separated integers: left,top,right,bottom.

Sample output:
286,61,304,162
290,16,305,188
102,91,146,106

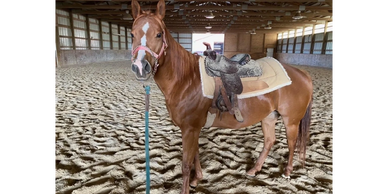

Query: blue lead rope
144,85,151,194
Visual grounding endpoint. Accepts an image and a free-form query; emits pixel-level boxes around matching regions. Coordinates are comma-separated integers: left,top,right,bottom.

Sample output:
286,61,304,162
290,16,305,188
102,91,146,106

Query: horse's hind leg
282,120,300,178
246,111,278,177
189,148,203,188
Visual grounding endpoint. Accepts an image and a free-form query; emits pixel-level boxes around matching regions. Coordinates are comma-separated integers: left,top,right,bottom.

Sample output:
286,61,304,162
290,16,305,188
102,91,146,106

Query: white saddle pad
199,56,292,99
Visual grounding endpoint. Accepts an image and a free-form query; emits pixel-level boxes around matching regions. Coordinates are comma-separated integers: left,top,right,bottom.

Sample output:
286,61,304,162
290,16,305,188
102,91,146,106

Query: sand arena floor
55,61,332,194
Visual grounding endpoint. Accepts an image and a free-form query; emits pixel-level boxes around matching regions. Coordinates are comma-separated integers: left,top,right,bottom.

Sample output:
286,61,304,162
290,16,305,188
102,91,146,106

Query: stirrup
233,108,244,122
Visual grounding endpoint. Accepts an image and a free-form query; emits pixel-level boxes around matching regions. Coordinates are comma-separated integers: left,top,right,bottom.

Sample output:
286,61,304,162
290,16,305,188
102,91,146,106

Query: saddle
203,43,262,122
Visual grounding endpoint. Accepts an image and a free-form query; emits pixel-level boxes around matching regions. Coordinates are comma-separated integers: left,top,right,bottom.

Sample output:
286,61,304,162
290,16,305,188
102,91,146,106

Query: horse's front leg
189,147,203,188
180,127,201,194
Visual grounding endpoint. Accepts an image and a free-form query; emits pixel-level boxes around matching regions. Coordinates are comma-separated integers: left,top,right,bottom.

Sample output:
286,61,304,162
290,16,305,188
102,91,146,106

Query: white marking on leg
282,174,291,179
268,111,278,119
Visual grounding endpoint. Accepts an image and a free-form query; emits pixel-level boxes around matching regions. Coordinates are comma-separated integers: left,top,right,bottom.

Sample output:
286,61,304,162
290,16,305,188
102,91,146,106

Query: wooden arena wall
56,8,332,68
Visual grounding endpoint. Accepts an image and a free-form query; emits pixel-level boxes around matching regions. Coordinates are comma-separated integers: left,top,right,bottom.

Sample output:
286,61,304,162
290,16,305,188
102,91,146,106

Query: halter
131,30,168,76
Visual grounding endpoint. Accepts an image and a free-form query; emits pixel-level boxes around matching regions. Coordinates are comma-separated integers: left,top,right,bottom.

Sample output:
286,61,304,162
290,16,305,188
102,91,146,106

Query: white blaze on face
141,22,149,46
133,22,150,76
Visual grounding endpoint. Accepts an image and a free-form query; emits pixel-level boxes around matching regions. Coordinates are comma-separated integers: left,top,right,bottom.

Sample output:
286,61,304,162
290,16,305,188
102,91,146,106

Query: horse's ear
156,0,166,20
131,0,141,20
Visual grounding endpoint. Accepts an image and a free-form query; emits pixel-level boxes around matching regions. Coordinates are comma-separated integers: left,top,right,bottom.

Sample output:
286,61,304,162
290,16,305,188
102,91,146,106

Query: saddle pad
199,56,292,99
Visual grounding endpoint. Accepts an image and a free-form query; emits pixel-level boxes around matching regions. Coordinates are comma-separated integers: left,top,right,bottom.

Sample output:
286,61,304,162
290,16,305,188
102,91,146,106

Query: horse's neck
153,36,200,98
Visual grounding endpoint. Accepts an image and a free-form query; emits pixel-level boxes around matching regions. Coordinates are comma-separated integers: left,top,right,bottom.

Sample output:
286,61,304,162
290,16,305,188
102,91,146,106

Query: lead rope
144,85,151,194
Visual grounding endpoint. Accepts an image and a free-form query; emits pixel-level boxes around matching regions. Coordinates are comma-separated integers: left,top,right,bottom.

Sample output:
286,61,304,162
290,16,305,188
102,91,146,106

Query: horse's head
130,0,167,81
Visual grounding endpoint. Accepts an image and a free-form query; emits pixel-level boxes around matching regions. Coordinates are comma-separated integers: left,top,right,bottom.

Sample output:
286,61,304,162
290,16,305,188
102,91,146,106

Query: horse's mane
162,29,199,82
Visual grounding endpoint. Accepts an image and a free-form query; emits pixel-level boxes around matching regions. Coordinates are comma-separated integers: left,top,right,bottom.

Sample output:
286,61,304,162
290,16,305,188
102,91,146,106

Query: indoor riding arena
55,0,333,193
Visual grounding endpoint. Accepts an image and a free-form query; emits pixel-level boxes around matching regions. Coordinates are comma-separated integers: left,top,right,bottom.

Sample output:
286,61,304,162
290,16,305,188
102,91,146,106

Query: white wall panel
58,27,72,37
57,16,70,26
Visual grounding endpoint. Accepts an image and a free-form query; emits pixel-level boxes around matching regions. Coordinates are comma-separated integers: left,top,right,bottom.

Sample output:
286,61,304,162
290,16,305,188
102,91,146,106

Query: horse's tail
297,98,313,166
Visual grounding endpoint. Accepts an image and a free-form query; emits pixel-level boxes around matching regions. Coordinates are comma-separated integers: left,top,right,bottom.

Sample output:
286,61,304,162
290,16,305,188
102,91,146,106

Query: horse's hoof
245,173,255,179
282,174,290,179
189,184,197,189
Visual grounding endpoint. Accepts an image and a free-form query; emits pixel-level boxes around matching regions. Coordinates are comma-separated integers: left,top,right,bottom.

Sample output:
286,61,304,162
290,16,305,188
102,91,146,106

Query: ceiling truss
56,0,333,34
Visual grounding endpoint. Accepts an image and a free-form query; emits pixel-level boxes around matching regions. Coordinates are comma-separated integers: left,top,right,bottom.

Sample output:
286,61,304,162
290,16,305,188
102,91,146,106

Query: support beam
118,24,121,50
78,10,331,18
125,26,128,50
98,19,103,50
69,10,76,50
86,15,91,50
321,20,329,54
57,0,331,2
109,22,113,50
57,4,331,11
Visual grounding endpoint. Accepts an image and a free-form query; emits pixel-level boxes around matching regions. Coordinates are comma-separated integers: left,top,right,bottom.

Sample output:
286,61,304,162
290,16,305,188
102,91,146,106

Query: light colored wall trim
275,53,332,68
57,50,131,67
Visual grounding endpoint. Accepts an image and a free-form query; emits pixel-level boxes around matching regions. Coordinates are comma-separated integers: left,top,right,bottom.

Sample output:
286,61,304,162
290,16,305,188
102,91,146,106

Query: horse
130,0,313,193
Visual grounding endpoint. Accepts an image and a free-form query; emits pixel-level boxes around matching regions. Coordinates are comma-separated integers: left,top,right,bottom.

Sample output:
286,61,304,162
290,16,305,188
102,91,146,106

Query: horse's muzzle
131,60,152,81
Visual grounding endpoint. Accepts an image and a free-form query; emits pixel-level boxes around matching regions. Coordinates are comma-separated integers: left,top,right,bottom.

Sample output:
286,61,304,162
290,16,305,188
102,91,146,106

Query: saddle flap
241,79,269,93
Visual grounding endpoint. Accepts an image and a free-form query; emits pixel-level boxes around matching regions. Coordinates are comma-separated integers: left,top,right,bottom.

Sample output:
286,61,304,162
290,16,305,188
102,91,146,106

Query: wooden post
310,24,316,54
55,25,61,67
109,22,113,50
69,10,76,50
117,24,121,50
300,27,306,54
321,21,329,54
125,26,128,50
262,33,267,55
292,29,296,53
285,33,289,53
98,19,104,50
85,14,92,50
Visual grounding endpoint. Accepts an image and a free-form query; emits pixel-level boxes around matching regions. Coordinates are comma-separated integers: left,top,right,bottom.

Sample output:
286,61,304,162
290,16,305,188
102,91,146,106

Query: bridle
131,29,168,76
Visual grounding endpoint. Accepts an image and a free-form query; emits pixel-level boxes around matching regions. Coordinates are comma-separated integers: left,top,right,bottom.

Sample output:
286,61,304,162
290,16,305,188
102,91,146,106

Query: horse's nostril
132,64,137,72
144,62,151,73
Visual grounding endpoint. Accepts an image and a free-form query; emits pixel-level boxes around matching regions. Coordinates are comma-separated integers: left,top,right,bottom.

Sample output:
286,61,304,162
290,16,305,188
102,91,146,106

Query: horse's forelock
133,11,165,27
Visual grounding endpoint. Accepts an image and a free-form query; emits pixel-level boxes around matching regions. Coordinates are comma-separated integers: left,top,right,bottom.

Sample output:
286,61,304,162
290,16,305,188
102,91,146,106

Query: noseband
131,30,168,76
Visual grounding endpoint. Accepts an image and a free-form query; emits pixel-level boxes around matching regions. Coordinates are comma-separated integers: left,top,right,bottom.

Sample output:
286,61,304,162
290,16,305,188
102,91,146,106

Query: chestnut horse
130,0,313,193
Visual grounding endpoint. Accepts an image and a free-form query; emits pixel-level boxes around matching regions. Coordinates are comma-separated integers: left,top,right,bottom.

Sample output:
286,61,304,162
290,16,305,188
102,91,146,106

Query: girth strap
219,83,233,114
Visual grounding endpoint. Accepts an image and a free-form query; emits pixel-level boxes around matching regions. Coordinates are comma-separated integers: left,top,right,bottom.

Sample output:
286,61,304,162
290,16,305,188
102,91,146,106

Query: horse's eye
131,33,134,38
156,33,162,38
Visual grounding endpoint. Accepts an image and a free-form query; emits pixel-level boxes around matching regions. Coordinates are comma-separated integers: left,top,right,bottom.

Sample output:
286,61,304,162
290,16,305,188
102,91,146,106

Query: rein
144,85,151,194
131,16,169,193
131,30,168,76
